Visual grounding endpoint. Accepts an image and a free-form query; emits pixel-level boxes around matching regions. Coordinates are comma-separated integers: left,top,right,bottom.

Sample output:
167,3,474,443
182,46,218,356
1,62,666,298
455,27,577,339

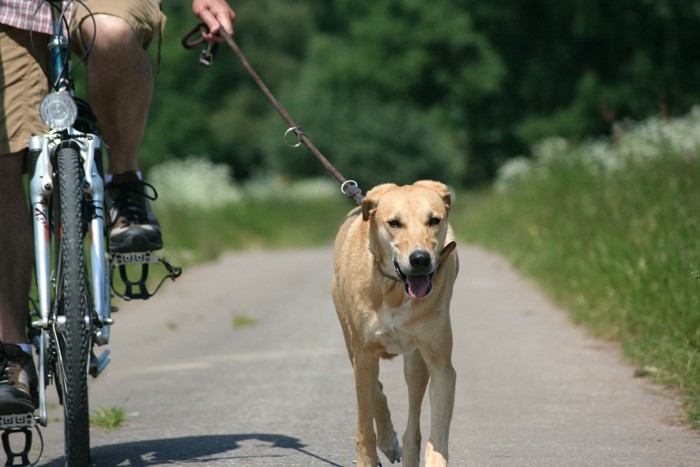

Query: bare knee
82,15,139,56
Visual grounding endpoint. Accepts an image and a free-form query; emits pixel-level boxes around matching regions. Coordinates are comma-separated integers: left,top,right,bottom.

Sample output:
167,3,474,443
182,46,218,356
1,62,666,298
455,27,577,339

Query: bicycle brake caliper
111,251,182,300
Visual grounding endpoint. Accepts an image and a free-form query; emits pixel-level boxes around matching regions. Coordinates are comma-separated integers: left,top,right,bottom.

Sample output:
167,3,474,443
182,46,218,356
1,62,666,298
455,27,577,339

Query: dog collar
375,241,457,282
439,241,457,263
375,260,402,282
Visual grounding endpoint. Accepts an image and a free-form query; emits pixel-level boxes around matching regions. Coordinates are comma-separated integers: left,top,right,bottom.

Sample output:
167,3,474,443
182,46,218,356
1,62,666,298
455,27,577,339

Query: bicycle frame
26,1,111,428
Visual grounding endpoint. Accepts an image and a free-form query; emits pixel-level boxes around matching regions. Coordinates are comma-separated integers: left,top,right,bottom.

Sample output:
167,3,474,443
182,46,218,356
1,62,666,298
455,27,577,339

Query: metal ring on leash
284,126,304,148
340,179,358,196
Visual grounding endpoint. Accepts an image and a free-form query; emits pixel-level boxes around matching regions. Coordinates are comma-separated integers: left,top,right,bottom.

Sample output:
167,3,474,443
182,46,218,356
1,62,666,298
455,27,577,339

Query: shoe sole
110,232,163,253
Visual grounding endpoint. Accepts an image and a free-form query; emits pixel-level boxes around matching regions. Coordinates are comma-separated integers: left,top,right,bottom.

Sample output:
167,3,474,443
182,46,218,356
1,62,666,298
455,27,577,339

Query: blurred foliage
142,0,700,186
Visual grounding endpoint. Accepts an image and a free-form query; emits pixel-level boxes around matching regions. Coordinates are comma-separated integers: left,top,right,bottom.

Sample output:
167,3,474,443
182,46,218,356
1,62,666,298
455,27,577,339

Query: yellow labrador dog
332,180,458,467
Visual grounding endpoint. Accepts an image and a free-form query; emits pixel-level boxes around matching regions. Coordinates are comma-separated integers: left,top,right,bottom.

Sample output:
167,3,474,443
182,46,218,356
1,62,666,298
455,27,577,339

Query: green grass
90,405,127,431
232,314,259,329
157,197,353,267
454,144,700,425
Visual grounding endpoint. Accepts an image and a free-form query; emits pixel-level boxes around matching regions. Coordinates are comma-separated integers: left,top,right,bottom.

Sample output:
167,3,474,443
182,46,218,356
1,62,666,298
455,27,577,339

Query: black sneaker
0,344,38,415
106,171,163,253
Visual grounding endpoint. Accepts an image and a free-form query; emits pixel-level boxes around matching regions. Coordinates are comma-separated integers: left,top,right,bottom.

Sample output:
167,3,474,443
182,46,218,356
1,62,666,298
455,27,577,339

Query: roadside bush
148,157,242,211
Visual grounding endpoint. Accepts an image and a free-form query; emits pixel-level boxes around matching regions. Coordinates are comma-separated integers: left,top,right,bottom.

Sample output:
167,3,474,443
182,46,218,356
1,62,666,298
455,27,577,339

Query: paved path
32,246,700,466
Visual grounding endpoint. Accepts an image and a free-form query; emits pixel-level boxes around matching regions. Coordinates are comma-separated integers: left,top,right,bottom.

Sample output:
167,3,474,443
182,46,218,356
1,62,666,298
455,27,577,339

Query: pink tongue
406,275,431,300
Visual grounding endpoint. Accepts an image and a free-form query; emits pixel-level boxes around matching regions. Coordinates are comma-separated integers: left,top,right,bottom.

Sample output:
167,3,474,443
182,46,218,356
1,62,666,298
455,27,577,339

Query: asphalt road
28,245,700,466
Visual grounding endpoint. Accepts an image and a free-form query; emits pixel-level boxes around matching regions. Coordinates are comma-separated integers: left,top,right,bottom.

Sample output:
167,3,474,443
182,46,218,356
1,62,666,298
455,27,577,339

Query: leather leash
182,24,365,204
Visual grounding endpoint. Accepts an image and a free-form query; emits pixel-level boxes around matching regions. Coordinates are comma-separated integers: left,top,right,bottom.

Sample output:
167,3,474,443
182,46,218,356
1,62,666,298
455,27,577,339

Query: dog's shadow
40,433,343,466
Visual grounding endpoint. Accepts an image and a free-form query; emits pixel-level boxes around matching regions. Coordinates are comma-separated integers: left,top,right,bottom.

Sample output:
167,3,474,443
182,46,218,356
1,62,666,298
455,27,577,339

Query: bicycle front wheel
54,145,92,466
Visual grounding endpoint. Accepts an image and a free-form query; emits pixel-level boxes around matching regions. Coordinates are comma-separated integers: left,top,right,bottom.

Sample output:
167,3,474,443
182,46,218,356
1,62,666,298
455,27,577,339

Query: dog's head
361,180,452,300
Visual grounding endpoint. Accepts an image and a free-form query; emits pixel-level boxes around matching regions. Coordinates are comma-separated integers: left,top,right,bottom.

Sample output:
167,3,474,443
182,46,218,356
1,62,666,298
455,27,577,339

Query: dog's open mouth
395,261,434,300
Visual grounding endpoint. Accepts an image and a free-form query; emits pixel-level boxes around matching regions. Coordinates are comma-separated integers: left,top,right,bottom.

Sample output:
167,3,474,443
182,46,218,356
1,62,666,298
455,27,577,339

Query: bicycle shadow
40,433,344,466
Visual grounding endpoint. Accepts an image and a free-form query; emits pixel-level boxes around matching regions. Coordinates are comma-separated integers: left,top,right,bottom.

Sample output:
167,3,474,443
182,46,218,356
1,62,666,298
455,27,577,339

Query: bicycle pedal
111,251,182,301
1,425,34,466
0,414,35,431
111,251,159,266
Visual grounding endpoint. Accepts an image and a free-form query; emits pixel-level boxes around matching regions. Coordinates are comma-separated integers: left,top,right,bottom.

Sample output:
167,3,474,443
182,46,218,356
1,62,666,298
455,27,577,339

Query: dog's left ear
361,183,398,221
414,180,452,214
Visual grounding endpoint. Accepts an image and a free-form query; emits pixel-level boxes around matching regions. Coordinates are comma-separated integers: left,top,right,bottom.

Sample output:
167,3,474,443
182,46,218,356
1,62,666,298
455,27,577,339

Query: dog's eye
388,220,402,229
428,217,441,227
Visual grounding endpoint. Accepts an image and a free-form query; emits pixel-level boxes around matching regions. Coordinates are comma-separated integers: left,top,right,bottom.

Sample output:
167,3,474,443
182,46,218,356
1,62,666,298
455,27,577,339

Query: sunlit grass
155,179,352,266
456,110,700,426
90,405,127,432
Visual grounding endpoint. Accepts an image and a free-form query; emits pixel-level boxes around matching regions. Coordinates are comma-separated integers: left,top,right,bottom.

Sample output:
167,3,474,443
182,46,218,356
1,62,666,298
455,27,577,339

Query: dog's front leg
374,380,402,463
402,349,429,467
353,350,380,467
425,360,456,466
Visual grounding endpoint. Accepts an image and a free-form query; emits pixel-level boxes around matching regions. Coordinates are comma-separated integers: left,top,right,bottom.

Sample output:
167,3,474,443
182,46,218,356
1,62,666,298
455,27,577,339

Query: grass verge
157,196,353,267
453,131,700,425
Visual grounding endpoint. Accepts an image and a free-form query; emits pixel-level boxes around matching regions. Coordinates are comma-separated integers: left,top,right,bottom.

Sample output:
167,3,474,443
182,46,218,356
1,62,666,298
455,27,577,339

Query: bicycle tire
54,146,92,466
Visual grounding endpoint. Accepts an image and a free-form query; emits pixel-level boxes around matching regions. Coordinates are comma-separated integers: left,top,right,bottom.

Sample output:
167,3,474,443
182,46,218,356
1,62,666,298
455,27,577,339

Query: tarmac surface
30,245,700,466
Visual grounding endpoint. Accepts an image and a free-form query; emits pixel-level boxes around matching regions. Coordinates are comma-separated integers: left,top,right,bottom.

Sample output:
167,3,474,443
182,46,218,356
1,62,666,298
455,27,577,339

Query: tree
143,0,315,178
260,0,503,185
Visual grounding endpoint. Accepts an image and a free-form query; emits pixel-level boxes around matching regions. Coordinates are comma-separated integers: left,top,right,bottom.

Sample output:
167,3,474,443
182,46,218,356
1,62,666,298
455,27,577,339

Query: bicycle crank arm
89,349,111,378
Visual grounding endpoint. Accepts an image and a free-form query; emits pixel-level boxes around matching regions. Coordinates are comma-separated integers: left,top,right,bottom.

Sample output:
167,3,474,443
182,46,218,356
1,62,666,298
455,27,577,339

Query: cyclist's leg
0,152,32,346
0,28,45,413
0,159,38,411
0,26,48,340
70,1,165,252
69,1,162,175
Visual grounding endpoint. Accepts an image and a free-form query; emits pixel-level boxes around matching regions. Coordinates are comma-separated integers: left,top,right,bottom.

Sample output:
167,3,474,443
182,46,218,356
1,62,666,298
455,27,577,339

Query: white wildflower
532,137,570,163
148,157,242,210
495,156,532,193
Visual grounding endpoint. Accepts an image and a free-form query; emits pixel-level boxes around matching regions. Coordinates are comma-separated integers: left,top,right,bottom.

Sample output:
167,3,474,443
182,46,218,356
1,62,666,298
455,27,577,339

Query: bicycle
0,2,181,465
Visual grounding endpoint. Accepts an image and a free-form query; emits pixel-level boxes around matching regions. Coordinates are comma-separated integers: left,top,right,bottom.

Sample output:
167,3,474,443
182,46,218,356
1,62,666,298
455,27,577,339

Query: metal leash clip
181,23,220,67
199,41,220,67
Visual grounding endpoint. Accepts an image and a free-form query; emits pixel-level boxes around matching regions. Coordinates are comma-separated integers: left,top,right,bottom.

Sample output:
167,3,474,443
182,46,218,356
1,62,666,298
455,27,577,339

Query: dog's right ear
361,183,397,221
414,180,452,212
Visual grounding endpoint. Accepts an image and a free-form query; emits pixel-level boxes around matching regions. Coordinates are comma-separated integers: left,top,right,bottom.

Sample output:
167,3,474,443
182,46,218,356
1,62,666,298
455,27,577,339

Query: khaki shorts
0,0,164,155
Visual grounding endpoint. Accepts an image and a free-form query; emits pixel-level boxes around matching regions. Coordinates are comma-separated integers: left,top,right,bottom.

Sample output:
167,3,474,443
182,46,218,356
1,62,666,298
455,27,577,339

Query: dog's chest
368,300,418,355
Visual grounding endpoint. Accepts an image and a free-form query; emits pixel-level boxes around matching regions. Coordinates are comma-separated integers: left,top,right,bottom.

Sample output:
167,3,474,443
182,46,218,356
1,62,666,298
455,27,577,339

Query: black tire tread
55,146,91,466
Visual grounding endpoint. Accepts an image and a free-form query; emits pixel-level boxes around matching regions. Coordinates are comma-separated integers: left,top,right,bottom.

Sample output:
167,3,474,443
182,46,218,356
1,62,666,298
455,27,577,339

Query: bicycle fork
27,132,112,427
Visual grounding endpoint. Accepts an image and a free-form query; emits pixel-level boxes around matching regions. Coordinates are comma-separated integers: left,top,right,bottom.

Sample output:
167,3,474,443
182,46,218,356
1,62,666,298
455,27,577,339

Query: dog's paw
378,438,402,464
352,460,387,467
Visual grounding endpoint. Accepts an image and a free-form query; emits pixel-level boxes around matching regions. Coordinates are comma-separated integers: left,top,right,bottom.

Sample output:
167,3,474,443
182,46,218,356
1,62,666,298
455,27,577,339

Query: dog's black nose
409,250,432,270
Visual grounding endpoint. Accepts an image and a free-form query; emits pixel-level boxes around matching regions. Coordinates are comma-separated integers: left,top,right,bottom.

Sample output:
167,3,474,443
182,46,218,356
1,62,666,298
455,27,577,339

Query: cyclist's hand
192,0,236,41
